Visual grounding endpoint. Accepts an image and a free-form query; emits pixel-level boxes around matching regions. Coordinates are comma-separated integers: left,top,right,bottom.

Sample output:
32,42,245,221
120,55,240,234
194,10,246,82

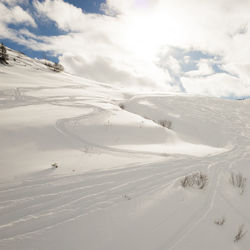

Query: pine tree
0,43,9,64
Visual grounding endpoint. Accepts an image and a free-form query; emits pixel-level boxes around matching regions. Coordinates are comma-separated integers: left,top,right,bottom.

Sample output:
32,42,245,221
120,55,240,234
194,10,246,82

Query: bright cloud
0,0,29,7
185,59,214,77
33,0,86,31
2,0,250,97
0,1,36,45
0,2,36,27
181,73,250,98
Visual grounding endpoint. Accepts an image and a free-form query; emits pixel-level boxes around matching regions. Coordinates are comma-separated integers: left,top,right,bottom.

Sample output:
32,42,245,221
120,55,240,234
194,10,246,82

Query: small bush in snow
119,103,125,109
181,172,208,189
123,194,131,200
51,163,58,169
214,217,225,226
234,225,246,242
44,61,64,72
230,172,246,194
158,120,172,129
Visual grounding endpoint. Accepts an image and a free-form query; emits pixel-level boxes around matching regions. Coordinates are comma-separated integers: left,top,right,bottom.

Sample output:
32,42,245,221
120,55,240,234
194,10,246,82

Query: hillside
0,48,250,250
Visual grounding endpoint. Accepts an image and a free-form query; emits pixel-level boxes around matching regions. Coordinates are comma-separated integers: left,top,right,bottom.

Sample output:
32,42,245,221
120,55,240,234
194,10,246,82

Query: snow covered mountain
0,47,250,250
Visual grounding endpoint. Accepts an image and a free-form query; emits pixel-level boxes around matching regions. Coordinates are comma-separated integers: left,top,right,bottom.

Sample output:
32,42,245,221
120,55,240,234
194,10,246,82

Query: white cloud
60,53,172,91
181,73,250,98
0,0,29,7
165,56,181,75
0,2,36,27
185,60,214,77
33,0,86,31
0,2,37,47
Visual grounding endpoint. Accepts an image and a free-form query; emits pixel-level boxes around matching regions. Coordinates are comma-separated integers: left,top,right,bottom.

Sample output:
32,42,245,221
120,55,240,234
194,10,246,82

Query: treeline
0,43,64,72
44,61,64,72
0,43,9,64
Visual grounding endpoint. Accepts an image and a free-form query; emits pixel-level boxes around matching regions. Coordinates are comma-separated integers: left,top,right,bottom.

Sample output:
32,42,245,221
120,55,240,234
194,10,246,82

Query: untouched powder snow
0,48,250,250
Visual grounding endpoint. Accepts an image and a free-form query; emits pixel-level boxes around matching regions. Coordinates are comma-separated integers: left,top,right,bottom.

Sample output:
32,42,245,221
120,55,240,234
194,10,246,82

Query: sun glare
123,8,188,61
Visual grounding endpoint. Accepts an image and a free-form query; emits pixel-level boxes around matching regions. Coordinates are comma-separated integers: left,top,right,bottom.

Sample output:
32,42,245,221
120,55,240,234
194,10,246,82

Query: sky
1,0,250,98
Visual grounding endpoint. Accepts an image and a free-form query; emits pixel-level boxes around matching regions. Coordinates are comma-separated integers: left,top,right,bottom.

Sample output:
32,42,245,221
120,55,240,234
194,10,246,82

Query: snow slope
0,48,250,250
